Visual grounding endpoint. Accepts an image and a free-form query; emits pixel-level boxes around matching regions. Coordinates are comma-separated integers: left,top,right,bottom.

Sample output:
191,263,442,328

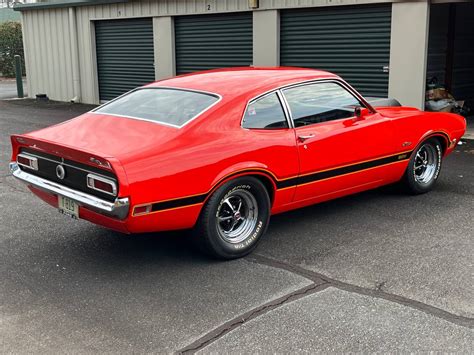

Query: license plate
58,196,79,219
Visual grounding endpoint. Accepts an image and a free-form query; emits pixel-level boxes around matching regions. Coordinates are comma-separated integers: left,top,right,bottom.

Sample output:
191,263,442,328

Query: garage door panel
175,13,253,75
280,5,392,97
97,56,154,63
95,18,154,101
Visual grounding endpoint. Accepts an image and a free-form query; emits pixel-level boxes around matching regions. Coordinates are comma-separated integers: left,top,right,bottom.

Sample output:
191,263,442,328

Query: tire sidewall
407,139,442,193
204,177,270,258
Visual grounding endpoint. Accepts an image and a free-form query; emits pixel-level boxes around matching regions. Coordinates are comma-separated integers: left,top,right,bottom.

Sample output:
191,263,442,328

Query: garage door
95,18,155,101
175,13,253,75
280,5,392,97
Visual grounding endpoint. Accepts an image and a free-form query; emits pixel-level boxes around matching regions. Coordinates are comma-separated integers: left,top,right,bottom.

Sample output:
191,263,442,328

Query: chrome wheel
413,143,438,184
216,189,258,244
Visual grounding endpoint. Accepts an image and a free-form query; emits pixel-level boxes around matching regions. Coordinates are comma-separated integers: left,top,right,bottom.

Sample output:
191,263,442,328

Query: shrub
0,21,25,78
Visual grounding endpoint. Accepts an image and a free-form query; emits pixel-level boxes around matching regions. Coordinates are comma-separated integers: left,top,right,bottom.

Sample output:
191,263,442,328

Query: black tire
403,138,442,194
194,176,271,259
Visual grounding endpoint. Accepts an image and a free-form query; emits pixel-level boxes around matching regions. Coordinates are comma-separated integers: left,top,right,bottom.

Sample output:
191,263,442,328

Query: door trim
275,150,412,190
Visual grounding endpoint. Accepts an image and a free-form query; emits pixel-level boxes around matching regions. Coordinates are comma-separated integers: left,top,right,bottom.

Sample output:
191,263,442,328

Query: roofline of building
14,0,129,11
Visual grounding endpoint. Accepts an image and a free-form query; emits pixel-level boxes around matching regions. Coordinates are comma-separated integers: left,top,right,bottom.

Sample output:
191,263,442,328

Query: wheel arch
205,168,278,206
418,131,451,155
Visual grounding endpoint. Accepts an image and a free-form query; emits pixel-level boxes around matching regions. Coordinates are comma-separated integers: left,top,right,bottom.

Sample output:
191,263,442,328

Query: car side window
242,92,288,129
283,82,363,128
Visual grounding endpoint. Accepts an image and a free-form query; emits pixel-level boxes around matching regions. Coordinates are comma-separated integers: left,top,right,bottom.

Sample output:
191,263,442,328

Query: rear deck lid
22,111,183,162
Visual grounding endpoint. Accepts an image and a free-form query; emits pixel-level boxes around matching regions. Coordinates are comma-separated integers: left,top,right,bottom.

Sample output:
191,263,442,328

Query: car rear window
94,88,220,128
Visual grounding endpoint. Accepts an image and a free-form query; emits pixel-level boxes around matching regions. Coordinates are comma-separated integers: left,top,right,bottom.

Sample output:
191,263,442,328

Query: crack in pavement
248,254,474,330
177,253,473,354
178,282,330,354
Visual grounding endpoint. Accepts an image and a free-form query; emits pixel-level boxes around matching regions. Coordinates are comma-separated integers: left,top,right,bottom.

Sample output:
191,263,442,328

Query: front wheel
194,176,271,259
403,138,442,194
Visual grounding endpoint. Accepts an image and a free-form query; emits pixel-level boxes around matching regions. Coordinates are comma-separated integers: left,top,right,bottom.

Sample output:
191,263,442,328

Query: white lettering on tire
233,220,263,250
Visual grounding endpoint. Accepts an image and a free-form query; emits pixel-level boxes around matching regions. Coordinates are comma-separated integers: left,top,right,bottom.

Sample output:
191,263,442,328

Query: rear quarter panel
122,98,299,232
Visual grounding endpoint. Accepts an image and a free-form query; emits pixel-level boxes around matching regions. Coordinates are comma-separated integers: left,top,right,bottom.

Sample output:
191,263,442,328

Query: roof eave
14,0,129,11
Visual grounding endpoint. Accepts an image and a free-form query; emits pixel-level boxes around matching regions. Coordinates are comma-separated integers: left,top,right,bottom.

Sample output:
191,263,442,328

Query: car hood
376,106,421,118
25,112,182,162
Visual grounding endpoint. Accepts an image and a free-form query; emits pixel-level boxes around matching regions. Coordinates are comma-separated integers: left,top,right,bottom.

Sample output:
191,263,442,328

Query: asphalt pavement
0,99,473,353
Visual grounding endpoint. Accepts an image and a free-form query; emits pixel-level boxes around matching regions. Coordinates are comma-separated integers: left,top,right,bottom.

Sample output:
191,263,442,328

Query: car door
281,80,397,202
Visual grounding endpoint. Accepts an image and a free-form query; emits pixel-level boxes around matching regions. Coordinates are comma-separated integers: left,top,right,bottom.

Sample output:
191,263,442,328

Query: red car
10,67,466,259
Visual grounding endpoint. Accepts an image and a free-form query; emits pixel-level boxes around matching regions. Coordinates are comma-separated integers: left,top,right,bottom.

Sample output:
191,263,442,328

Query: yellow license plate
58,196,79,219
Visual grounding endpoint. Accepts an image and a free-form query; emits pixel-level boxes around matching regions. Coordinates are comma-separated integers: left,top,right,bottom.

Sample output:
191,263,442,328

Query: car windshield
94,88,220,128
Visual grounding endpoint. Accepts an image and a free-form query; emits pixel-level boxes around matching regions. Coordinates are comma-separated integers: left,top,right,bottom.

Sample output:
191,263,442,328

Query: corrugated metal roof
14,0,128,11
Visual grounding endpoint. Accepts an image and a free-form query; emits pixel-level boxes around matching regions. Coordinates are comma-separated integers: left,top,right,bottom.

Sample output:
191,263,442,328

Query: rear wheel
403,139,442,194
194,177,271,259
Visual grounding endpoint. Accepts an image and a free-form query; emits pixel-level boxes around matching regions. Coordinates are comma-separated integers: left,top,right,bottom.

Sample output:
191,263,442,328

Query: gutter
14,0,128,11
68,7,81,103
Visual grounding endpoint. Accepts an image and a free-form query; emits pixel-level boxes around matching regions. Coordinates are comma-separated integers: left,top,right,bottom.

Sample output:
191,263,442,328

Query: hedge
0,21,25,78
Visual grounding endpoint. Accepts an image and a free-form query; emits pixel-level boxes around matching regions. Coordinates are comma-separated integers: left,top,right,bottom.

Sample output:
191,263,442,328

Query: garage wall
74,0,393,104
21,9,74,102
20,0,397,104
75,1,253,104
388,1,430,109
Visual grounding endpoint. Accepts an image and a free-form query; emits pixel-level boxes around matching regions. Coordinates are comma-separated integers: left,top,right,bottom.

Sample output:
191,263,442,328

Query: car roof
146,67,339,98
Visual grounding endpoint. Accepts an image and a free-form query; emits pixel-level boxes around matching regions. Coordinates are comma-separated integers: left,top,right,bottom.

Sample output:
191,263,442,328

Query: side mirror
354,107,369,120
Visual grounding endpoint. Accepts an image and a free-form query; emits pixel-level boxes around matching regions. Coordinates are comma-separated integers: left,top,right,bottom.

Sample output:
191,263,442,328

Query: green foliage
0,21,24,77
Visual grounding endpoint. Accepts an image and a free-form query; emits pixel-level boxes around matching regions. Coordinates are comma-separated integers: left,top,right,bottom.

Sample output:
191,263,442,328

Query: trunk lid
17,112,181,163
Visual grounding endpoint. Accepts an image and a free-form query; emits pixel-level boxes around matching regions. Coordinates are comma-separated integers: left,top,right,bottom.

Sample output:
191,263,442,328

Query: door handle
298,134,315,142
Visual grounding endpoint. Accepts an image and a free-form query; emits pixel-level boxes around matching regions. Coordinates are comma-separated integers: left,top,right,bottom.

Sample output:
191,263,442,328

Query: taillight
17,153,38,170
86,173,117,196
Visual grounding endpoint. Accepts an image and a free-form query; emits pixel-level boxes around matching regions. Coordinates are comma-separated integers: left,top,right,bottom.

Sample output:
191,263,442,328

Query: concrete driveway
0,78,27,100
0,100,472,353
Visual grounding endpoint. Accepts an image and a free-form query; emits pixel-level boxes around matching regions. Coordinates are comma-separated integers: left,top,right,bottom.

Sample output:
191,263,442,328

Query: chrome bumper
9,162,129,220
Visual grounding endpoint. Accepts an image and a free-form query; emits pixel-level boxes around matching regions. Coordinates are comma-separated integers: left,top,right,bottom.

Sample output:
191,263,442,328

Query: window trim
282,80,371,128
277,90,294,129
240,78,375,130
90,86,222,129
241,90,291,130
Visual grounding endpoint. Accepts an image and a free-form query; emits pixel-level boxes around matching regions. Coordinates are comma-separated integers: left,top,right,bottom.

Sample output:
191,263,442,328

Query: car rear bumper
9,162,130,220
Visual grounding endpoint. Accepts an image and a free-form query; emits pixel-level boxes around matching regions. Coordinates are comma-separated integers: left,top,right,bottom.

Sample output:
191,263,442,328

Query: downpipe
69,7,81,103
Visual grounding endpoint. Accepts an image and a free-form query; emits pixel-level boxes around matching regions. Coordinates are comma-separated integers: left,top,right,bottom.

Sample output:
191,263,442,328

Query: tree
2,1,17,8
0,21,25,77
1,1,14,8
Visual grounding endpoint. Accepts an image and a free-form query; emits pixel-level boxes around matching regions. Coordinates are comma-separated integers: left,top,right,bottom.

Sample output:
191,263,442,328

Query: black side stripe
148,151,413,212
150,193,207,213
276,151,413,189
